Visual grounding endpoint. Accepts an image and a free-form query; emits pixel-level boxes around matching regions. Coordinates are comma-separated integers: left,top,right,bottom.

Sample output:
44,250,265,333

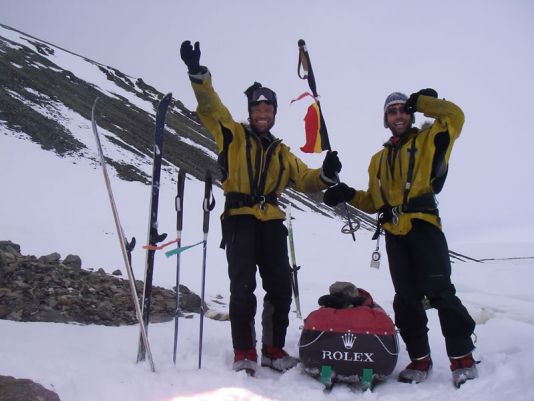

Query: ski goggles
250,87,277,106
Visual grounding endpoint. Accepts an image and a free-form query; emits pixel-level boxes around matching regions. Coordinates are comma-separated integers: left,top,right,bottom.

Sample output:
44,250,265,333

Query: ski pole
91,98,156,372
297,39,360,240
199,171,215,369
173,169,186,365
286,204,302,319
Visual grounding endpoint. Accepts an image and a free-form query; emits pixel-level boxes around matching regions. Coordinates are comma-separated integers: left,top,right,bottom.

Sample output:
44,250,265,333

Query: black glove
180,40,201,74
405,88,438,114
321,150,342,181
323,183,355,207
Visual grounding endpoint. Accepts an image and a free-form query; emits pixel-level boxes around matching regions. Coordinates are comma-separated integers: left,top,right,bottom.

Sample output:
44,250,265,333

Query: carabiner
258,195,266,210
392,206,400,225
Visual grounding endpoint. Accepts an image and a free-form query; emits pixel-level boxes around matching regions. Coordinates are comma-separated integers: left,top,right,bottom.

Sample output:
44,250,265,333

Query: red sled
298,289,399,390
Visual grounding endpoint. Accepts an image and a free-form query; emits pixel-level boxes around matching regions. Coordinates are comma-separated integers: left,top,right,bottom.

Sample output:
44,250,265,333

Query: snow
2,2,534,400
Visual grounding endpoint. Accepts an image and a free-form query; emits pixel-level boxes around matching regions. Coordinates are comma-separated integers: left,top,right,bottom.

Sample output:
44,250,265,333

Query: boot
398,355,433,383
233,348,257,375
261,346,299,372
450,353,478,388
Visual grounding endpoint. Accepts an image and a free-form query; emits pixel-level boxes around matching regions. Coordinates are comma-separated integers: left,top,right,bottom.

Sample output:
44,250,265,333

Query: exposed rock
63,254,82,269
38,252,61,264
0,375,60,401
0,240,21,255
0,241,202,326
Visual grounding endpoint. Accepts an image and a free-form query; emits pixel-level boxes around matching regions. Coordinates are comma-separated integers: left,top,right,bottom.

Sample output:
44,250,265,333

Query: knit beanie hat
383,92,408,111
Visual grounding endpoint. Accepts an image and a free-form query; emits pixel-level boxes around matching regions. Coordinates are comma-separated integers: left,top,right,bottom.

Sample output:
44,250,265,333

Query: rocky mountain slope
0,23,375,229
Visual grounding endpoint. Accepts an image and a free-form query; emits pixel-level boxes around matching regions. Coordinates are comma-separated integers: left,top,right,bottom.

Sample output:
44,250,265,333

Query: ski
91,98,156,372
285,204,302,319
172,169,186,365
137,92,173,362
198,171,215,368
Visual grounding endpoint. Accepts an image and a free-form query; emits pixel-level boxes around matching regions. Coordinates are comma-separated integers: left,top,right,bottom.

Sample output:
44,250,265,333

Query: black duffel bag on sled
298,282,399,391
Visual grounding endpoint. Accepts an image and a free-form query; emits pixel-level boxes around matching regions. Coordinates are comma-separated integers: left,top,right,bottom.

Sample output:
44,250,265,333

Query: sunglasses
386,105,407,116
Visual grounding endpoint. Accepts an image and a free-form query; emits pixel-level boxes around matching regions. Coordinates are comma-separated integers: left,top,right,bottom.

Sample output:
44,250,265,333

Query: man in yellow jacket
324,90,478,387
180,41,341,375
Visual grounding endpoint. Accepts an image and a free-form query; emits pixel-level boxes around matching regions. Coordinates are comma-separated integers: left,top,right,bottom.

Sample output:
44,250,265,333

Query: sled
299,286,399,391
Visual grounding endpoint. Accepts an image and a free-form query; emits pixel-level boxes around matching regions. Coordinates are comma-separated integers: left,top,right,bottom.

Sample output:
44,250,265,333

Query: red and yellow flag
291,92,327,153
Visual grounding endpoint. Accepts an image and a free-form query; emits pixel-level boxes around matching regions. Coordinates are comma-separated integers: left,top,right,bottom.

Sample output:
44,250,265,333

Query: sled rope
298,331,327,348
374,334,399,356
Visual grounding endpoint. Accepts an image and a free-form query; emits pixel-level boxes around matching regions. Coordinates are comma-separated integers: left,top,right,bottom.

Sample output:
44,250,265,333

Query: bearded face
385,104,412,136
249,102,275,133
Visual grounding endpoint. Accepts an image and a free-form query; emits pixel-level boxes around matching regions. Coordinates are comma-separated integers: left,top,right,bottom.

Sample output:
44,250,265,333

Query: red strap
142,238,179,251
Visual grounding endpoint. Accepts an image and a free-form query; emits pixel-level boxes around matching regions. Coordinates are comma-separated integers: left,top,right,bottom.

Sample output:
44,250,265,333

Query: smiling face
249,102,275,133
385,103,412,136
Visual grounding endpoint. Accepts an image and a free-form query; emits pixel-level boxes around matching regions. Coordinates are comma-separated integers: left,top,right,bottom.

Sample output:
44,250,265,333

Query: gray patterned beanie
383,92,408,111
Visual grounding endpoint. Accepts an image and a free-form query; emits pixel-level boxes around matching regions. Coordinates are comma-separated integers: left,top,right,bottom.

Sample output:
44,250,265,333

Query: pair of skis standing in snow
91,94,216,372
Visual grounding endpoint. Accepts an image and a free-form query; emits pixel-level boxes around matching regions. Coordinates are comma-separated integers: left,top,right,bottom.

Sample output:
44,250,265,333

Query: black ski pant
385,219,476,359
222,215,292,351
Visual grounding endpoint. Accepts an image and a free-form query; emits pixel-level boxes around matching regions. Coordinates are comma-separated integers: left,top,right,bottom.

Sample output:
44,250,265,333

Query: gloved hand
180,40,201,74
321,150,342,181
323,183,356,207
405,88,438,114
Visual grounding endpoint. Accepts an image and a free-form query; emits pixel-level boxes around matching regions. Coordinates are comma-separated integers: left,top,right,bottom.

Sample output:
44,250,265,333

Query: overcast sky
3,0,534,241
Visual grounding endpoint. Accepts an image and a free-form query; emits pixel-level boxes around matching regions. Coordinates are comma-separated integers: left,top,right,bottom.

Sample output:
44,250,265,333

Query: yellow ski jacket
348,95,465,235
189,70,330,221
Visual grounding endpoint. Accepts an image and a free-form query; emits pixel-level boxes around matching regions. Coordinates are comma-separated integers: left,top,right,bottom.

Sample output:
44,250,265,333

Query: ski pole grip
176,170,186,231
202,172,213,234
203,203,210,234
297,39,318,98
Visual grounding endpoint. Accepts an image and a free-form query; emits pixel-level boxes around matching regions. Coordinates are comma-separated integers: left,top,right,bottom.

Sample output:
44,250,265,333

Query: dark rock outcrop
0,375,60,401
0,240,201,326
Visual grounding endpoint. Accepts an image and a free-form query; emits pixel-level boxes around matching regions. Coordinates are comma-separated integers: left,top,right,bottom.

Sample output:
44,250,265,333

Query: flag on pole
291,92,328,153
295,39,331,153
